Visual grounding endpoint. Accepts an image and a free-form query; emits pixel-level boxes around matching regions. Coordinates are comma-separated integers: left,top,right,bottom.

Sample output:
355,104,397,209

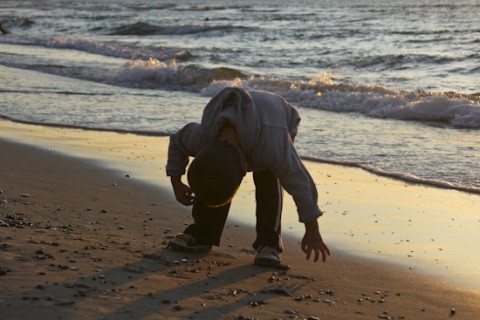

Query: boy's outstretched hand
301,219,330,262
171,176,194,206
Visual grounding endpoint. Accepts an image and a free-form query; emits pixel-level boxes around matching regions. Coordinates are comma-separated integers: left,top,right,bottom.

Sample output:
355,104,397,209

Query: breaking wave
0,35,192,61
110,58,247,89
201,78,480,129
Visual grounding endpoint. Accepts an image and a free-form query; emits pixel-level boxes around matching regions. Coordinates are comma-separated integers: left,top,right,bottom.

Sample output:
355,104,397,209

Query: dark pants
183,169,284,252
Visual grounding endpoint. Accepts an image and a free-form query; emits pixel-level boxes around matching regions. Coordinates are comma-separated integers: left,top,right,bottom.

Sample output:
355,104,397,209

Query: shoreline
3,112,479,197
1,119,480,318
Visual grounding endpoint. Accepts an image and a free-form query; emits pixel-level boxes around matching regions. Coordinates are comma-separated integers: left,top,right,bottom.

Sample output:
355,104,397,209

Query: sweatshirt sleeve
261,128,323,223
166,123,206,177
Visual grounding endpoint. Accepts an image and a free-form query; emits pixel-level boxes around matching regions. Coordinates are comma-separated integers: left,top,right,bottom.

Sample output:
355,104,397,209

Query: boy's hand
301,219,330,262
171,176,194,206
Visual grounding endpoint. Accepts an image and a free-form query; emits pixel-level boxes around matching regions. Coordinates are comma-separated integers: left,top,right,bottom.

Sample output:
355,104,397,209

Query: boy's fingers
306,248,311,260
301,240,307,254
321,249,327,262
178,194,193,206
321,244,331,262
314,248,319,262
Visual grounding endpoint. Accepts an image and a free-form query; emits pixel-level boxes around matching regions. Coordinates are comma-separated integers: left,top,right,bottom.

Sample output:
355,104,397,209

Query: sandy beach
1,120,480,320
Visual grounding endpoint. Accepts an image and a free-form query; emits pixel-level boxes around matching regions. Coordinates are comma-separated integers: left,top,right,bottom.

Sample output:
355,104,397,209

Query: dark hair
187,141,243,207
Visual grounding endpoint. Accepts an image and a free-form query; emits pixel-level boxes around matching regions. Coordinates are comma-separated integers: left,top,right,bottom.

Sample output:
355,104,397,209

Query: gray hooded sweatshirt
166,87,322,223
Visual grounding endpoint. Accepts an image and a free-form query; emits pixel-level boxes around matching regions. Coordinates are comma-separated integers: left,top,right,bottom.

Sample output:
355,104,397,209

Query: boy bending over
166,87,330,266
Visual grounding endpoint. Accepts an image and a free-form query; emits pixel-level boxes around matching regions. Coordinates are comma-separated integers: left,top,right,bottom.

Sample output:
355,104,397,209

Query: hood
201,87,260,156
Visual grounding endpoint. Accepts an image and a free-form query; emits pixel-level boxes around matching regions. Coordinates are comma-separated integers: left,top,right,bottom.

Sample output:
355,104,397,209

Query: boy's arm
166,123,205,177
167,123,206,206
265,129,322,223
262,129,330,261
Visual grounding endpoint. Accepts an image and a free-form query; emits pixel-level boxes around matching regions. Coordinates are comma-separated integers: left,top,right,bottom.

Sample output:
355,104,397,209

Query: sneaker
254,246,281,266
168,233,212,253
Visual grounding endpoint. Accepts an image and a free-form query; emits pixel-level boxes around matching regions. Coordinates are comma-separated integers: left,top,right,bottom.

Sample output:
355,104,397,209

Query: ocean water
1,0,479,194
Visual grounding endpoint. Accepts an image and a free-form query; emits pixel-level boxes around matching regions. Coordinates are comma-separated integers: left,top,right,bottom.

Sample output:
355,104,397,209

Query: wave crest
0,35,191,61
110,58,247,89
202,78,480,129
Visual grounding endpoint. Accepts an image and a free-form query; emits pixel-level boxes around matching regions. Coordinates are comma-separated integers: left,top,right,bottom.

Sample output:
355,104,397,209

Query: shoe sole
254,258,290,270
254,256,281,267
